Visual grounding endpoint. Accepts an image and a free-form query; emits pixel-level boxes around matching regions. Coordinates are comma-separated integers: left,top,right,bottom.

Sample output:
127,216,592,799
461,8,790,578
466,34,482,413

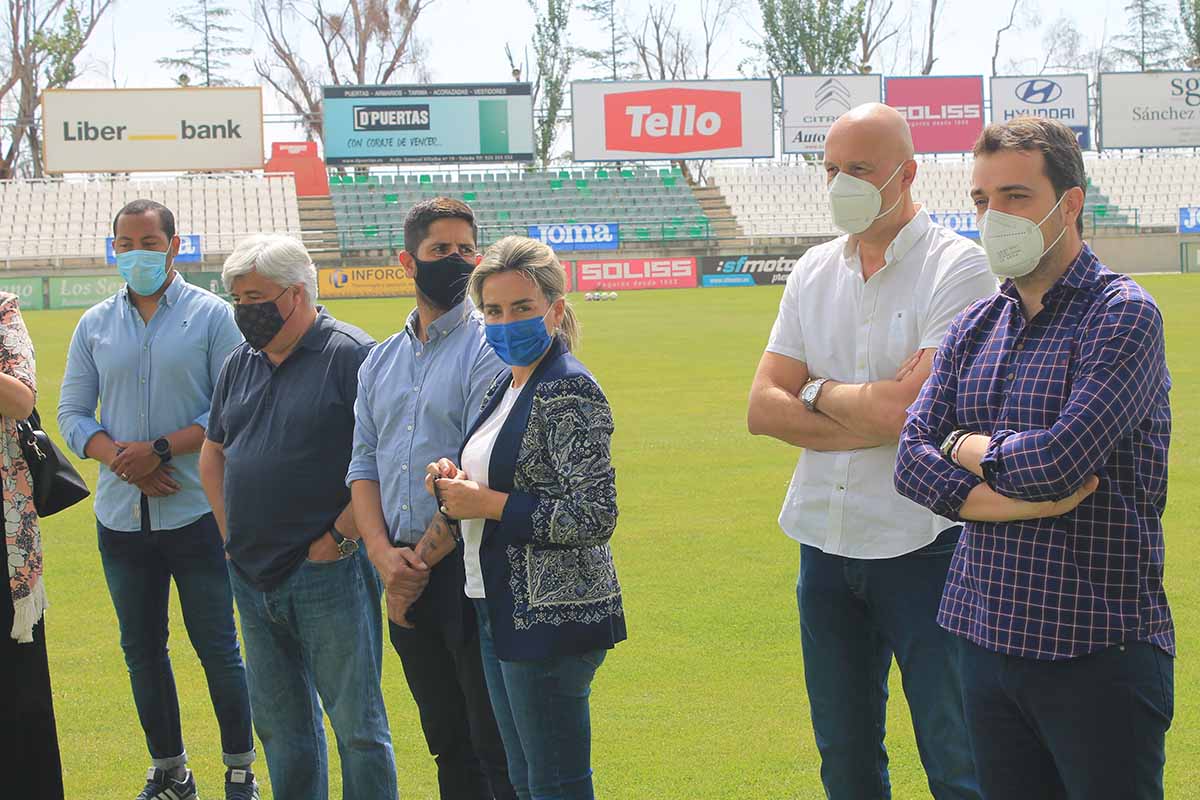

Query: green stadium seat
635,227,650,241
575,179,588,189
384,193,399,204
662,176,677,188
464,191,477,201
419,174,432,184
550,180,563,190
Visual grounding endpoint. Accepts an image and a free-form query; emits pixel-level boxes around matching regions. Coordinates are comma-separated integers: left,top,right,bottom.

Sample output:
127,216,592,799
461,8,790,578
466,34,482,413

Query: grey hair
222,234,318,302
469,236,580,351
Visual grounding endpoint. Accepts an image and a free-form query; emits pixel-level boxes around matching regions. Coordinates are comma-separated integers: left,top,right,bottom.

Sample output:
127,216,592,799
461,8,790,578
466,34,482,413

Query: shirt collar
121,269,186,308
840,207,933,272
297,306,333,352
405,297,476,341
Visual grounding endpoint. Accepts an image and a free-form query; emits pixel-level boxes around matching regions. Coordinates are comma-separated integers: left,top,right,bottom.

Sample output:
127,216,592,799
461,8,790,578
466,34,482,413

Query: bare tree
0,0,114,178
991,0,1022,76
254,0,431,141
857,0,899,71
920,0,943,74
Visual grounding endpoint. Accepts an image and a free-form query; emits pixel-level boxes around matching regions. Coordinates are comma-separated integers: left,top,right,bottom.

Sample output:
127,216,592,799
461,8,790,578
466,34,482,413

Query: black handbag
16,407,90,516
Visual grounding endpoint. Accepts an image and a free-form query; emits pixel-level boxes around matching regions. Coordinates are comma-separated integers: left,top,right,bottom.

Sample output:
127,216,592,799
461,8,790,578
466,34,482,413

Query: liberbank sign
42,87,264,173
1099,72,1200,149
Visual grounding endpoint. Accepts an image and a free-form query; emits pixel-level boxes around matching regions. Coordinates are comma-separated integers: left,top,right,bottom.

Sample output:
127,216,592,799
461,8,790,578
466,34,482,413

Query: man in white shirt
747,103,997,799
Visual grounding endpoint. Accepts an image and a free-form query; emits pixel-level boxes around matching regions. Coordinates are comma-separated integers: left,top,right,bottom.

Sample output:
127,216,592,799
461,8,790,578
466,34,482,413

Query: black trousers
0,580,65,799
389,551,516,800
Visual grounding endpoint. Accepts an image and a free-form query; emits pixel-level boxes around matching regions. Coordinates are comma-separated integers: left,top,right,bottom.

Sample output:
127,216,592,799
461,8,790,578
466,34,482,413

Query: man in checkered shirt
895,117,1174,799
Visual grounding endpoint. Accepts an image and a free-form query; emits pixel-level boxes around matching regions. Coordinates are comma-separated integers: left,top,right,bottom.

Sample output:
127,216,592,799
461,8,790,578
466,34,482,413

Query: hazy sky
71,0,1132,147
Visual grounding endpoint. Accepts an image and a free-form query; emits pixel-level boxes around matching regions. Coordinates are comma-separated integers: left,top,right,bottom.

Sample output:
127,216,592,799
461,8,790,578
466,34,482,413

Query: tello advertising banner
571,80,774,161
42,87,264,173
574,257,698,291
885,76,984,153
782,75,883,154
1099,72,1200,149
991,75,1091,149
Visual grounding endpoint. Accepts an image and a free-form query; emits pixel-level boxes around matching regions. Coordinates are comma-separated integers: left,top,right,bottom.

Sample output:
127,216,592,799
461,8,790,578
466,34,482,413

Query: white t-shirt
766,207,998,558
459,382,523,598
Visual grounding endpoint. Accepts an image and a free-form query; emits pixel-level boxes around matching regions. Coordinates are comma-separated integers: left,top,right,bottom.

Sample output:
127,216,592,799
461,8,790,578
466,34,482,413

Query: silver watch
329,525,359,558
800,378,829,412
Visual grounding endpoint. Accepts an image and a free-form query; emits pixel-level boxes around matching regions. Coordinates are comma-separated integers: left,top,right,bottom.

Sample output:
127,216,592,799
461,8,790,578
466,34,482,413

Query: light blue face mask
116,249,170,296
485,309,553,367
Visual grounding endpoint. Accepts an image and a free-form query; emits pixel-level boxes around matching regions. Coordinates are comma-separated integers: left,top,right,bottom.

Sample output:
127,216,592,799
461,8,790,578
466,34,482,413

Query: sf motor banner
885,76,984,154
319,267,416,299
990,75,1091,149
571,80,774,161
42,87,264,173
322,84,534,166
574,257,697,291
699,254,799,287
781,75,883,154
1099,72,1200,149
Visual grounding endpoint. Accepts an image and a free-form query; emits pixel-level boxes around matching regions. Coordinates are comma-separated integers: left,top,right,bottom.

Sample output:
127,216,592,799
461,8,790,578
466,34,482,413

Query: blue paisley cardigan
461,338,626,662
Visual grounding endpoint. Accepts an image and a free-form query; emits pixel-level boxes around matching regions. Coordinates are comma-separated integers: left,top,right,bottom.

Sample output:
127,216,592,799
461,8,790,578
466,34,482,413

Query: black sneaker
224,768,260,800
135,767,198,800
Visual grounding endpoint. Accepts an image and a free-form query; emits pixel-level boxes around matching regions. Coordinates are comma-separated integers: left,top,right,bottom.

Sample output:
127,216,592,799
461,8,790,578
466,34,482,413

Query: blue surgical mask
485,310,553,367
116,249,170,296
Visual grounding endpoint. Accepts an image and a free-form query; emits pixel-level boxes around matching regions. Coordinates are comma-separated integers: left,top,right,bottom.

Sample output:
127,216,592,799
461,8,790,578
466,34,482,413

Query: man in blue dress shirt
349,198,515,800
58,200,256,800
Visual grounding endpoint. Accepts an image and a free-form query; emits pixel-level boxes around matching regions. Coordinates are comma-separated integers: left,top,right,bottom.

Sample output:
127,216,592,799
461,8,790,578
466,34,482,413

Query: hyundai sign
528,222,619,251
106,234,202,264
1099,72,1200,149
1181,207,1200,234
322,83,534,165
991,75,1091,149
781,75,883,154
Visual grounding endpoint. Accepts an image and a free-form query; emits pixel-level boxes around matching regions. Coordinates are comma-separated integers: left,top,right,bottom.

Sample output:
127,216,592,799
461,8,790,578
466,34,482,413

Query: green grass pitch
24,276,1200,798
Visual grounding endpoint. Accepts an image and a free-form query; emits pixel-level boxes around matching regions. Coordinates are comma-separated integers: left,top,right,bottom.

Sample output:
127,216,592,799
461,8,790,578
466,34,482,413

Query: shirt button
406,424,414,432
1006,373,1015,381
140,379,146,384
402,504,409,511
837,485,846,491
401,464,408,471
414,385,421,392
1015,343,1024,351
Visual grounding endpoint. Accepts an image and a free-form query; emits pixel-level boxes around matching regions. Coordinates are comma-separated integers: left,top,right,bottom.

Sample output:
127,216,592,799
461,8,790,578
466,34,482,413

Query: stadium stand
712,156,1200,237
0,173,302,263
328,166,709,252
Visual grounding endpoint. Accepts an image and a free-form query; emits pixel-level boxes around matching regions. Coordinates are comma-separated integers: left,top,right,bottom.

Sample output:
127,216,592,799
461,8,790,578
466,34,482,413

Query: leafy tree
507,0,573,166
756,0,863,77
1181,0,1200,64
157,0,251,86
1112,0,1181,70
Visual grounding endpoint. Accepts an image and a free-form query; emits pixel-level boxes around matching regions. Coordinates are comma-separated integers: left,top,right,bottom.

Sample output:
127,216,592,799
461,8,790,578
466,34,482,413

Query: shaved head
826,103,915,163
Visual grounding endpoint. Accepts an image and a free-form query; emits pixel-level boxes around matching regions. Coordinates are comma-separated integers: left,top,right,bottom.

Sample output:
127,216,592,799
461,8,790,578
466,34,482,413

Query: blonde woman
412,236,624,800
0,292,64,798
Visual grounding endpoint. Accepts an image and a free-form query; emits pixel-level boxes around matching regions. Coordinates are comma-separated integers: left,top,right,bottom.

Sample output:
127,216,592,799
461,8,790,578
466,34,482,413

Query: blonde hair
469,236,581,351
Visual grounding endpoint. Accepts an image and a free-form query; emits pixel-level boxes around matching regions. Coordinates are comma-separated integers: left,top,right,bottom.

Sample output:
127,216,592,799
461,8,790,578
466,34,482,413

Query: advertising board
781,75,883,154
571,80,774,161
322,84,534,165
885,76,985,153
42,87,264,173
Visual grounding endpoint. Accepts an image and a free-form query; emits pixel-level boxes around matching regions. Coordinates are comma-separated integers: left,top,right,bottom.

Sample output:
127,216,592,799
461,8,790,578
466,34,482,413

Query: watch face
802,383,818,403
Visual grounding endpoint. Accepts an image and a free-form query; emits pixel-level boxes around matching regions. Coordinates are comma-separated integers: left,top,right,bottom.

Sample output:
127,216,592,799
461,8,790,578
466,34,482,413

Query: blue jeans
473,598,606,800
798,527,979,800
960,639,1173,799
229,547,396,800
97,512,254,771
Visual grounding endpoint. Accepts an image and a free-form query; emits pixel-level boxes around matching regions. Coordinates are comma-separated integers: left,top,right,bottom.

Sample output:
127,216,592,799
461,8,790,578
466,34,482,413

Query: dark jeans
960,639,1174,800
231,547,396,800
97,511,254,770
472,598,605,800
0,581,64,799
389,552,516,800
798,526,979,800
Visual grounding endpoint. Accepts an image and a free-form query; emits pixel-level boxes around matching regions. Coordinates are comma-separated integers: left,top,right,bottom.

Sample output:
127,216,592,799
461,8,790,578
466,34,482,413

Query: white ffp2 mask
827,161,906,235
979,193,1068,279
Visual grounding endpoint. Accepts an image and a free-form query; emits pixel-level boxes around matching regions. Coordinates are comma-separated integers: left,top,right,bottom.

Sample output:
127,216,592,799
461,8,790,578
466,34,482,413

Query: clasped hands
110,440,179,497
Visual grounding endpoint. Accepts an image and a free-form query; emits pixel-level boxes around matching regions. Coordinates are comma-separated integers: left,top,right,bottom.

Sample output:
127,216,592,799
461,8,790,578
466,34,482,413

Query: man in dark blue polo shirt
198,234,396,800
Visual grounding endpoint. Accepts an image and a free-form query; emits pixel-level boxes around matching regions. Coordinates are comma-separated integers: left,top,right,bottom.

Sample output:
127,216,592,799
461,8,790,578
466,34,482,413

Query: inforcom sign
319,266,416,298
991,75,1091,148
571,80,774,161
885,76,984,153
322,84,534,165
781,75,883,154
1099,72,1200,149
42,87,264,173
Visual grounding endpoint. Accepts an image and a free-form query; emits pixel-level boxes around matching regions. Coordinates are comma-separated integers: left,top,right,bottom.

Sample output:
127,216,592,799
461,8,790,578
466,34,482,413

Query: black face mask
414,253,474,310
234,288,296,351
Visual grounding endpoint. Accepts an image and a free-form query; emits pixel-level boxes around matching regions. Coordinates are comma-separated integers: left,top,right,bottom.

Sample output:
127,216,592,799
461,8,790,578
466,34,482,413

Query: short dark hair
973,117,1087,235
113,199,176,240
403,197,478,255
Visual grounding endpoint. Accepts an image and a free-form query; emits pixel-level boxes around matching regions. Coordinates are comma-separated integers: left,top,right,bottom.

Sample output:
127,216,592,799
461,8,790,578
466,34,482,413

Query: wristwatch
800,378,829,412
940,429,970,463
153,436,172,464
329,524,359,558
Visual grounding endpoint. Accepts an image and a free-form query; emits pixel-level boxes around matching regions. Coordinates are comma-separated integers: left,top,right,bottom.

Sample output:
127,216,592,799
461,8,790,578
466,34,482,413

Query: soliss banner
42,87,264,173
699,254,799,287
322,84,534,165
885,76,985,154
574,257,698,291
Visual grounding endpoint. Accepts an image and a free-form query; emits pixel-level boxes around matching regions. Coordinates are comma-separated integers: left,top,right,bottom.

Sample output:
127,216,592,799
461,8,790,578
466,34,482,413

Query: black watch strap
330,524,359,556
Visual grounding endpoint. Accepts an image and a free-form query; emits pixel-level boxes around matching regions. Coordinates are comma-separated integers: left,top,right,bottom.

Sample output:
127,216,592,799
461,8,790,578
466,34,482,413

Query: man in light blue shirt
57,200,257,800
349,198,514,800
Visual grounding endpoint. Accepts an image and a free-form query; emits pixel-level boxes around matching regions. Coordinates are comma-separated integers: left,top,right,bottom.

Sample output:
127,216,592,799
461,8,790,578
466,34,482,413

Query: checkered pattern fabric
895,245,1175,661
